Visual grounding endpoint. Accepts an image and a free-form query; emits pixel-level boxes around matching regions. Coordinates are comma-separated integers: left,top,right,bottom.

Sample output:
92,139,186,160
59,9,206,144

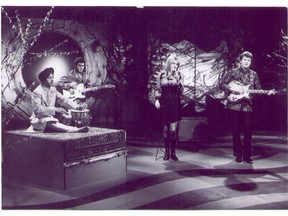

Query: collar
240,66,250,73
41,84,51,91
74,69,84,74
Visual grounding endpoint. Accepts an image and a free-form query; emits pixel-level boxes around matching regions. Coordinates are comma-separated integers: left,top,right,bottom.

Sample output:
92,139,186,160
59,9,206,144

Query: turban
38,67,54,83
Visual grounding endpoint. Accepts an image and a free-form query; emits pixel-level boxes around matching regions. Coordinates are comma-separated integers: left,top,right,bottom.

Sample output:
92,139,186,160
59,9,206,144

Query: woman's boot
163,138,170,161
170,139,178,161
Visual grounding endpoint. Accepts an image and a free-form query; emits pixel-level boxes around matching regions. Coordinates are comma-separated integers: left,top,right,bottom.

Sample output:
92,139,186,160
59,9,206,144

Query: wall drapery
147,36,233,112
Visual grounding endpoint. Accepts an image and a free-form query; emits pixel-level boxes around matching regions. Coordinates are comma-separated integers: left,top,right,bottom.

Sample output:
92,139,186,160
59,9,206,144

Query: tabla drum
70,109,92,127
58,112,73,126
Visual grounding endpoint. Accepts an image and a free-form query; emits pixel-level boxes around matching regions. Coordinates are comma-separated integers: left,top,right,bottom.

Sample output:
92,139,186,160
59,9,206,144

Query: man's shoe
235,157,242,163
244,158,253,164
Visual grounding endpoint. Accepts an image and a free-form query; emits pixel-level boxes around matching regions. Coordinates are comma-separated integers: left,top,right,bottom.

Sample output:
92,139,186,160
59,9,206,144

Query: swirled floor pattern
2,134,288,210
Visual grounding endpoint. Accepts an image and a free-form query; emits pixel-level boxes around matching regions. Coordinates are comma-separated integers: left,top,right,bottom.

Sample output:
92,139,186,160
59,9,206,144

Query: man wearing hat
220,51,274,164
30,67,89,133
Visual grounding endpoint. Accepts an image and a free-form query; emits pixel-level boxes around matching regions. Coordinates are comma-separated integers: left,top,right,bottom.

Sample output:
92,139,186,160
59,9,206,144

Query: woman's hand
155,99,160,109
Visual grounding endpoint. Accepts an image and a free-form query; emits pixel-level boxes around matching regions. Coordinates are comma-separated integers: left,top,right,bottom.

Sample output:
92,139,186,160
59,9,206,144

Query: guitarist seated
57,57,115,127
57,57,89,90
219,51,275,164
57,57,95,107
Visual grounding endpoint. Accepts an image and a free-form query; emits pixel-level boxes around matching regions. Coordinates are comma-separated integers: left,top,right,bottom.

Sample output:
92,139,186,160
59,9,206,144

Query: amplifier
178,117,208,141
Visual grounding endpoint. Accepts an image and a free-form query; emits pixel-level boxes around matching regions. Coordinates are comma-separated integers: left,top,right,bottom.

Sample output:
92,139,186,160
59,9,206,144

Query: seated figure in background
57,57,98,114
57,57,117,127
59,57,90,90
30,67,89,133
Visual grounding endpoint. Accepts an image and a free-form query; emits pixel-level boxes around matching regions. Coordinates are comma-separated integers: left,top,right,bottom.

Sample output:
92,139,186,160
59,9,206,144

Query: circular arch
1,18,108,123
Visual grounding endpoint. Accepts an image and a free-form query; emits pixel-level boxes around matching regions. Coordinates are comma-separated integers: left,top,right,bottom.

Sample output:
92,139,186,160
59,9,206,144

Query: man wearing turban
30,67,89,132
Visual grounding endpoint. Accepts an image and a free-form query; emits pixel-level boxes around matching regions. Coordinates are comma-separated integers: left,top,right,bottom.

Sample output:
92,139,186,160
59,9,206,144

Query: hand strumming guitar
228,84,244,94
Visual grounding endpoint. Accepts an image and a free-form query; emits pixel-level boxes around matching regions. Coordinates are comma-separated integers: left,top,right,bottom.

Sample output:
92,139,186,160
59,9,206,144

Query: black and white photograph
1,0,288,211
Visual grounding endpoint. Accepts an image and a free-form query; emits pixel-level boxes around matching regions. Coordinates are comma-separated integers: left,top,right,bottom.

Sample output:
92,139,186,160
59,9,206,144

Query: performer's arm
219,70,235,94
32,91,59,117
178,71,184,93
154,72,162,109
84,73,91,88
55,88,79,110
254,72,262,90
57,74,78,91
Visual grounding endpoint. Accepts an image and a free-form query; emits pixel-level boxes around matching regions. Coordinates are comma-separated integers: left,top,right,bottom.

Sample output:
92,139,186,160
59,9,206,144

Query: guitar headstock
277,88,287,94
270,88,287,95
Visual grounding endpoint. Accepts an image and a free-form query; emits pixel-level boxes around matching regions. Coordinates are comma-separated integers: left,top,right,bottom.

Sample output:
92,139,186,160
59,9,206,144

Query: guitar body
227,80,252,103
63,83,86,100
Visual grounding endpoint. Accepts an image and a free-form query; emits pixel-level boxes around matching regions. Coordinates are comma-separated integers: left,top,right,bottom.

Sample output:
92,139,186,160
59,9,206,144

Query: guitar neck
247,89,270,94
82,84,115,93
82,86,99,93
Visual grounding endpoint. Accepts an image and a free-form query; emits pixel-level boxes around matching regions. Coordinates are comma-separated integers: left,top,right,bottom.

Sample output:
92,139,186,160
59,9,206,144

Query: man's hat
38,67,54,83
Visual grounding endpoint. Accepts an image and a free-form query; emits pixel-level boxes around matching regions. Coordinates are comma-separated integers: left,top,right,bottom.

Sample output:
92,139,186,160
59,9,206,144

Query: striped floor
2,134,288,210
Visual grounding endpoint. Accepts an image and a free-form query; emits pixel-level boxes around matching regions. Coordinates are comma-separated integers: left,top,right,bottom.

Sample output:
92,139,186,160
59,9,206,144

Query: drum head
70,109,90,113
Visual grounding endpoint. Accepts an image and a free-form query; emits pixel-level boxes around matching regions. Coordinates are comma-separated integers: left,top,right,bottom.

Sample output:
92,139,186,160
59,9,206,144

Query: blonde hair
163,54,180,72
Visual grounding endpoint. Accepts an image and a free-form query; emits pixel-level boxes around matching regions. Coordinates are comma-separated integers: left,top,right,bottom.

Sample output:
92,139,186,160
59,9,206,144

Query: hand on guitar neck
63,83,115,100
267,89,276,96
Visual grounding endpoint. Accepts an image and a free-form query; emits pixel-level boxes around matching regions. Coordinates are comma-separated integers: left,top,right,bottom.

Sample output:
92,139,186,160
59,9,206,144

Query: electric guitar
63,83,115,100
227,80,284,103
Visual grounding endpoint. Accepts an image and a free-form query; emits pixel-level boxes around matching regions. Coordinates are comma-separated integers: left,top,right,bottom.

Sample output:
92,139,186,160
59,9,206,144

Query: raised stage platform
2,127,127,190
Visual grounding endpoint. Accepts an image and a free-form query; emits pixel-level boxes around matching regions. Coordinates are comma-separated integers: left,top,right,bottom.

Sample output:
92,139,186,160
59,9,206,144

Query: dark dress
159,72,182,124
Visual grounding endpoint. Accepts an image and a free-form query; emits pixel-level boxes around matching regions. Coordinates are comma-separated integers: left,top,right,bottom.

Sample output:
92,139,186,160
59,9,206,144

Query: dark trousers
228,110,253,160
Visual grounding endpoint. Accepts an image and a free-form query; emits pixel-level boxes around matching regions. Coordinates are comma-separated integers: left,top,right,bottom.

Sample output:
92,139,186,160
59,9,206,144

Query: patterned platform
4,127,126,162
2,127,127,189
